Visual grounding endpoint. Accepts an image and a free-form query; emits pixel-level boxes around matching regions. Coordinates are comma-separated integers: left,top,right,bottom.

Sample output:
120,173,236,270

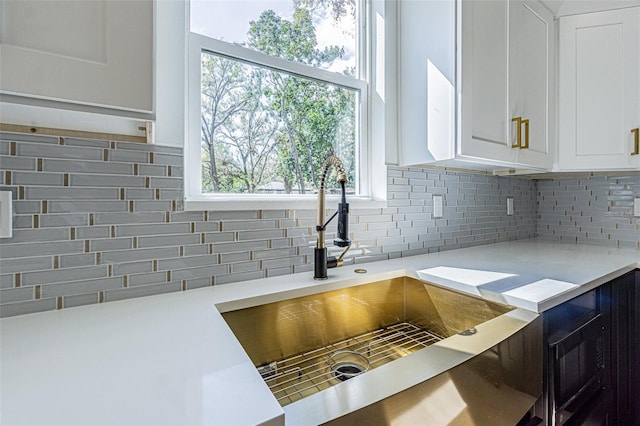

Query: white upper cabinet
397,0,456,166
0,0,153,115
397,0,555,171
509,0,555,169
460,0,554,170
557,7,640,171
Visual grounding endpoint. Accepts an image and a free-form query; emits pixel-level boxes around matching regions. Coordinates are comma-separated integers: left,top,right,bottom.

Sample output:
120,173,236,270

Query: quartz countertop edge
1,239,638,426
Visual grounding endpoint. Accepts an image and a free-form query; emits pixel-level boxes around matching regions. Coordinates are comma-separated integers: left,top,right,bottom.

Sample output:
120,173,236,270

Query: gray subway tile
184,277,212,289
208,210,259,221
13,201,41,214
69,174,146,188
138,164,169,177
62,137,110,148
22,265,109,286
75,226,111,239
170,166,183,177
48,201,129,213
41,277,123,298
0,256,52,274
222,219,277,231
0,287,34,303
157,255,217,271
129,271,168,286
0,241,85,259
171,264,229,281
25,187,120,201
219,252,251,263
266,266,294,278
39,213,89,228
230,261,260,273
237,229,285,241
114,141,182,154
123,189,155,200
104,281,181,302
59,253,96,268
203,232,235,243
16,142,103,161
152,153,182,166
12,171,64,186
137,234,200,248
0,298,57,318
101,247,180,263
0,156,36,171
116,222,190,237
0,274,14,289
6,227,70,243
90,238,133,252
109,149,150,163
158,190,182,200
63,292,99,308
213,240,268,254
93,212,165,225
183,244,210,256
132,201,173,212
112,261,154,276
42,158,134,175
148,177,181,189
216,270,264,285
0,132,59,143
13,215,34,229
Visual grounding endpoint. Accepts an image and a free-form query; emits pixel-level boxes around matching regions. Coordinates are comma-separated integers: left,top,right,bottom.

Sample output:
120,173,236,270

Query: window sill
183,195,387,212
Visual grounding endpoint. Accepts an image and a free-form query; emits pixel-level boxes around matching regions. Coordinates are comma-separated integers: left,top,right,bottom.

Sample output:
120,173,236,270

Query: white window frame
183,0,391,211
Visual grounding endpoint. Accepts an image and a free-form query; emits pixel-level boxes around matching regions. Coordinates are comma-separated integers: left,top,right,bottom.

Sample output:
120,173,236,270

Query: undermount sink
217,276,542,425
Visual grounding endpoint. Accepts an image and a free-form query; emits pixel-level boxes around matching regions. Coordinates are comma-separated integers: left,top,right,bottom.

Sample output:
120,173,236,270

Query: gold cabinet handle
512,117,522,148
521,119,530,149
632,128,639,155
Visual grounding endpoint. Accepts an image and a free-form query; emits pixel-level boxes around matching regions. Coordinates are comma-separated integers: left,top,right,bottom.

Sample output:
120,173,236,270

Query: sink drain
328,350,370,382
332,362,365,381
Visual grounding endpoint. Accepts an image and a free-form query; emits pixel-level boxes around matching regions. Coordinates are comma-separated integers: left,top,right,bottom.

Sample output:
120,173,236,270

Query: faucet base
314,247,328,280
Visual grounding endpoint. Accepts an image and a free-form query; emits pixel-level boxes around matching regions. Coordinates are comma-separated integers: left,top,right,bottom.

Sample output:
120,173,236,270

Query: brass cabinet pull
512,117,522,148
632,128,639,155
521,119,530,149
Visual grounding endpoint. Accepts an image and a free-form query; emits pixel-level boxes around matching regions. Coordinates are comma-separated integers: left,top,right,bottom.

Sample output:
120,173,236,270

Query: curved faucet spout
315,155,351,280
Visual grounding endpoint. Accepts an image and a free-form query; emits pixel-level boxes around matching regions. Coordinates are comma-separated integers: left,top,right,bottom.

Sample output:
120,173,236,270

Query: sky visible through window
190,0,356,73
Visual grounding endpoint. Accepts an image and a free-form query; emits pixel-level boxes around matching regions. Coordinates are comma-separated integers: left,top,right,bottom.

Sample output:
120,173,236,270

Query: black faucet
314,155,351,280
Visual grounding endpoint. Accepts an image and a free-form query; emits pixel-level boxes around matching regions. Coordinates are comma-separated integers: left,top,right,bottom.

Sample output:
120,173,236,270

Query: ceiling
539,0,640,16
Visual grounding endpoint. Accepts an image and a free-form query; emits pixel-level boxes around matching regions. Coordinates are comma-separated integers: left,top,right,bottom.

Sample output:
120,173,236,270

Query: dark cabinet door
611,270,638,425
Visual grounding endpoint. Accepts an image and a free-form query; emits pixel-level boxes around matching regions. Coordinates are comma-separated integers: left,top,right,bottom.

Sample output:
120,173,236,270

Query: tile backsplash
537,175,640,248
3,132,637,318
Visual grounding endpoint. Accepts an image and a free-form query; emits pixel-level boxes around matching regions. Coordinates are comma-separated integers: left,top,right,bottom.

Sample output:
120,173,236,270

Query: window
185,0,387,210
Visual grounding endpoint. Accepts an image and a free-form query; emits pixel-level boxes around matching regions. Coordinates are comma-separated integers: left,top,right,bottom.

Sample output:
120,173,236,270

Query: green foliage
200,1,357,195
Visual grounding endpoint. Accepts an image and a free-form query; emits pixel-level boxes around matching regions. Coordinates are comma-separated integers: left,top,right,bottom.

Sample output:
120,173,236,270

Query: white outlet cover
433,195,443,218
507,197,514,216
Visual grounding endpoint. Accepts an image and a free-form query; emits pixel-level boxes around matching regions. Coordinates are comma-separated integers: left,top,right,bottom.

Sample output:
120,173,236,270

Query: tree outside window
194,0,360,196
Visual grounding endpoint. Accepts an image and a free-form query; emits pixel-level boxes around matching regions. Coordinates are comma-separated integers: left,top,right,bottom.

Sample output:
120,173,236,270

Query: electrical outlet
634,198,640,217
0,191,13,239
507,197,514,216
433,195,443,218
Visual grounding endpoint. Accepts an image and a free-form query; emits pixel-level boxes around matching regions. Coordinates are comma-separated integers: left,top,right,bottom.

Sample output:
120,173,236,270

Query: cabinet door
510,0,555,169
460,0,516,165
558,7,640,171
0,0,153,113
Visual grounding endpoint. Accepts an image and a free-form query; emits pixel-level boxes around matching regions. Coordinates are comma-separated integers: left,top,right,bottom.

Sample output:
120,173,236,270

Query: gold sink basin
218,276,541,425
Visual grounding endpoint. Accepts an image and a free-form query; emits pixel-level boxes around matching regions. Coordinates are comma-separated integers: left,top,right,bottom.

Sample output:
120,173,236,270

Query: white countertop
1,239,638,426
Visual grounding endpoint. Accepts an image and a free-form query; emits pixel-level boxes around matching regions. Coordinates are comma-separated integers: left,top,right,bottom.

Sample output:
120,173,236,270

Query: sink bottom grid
257,321,444,406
